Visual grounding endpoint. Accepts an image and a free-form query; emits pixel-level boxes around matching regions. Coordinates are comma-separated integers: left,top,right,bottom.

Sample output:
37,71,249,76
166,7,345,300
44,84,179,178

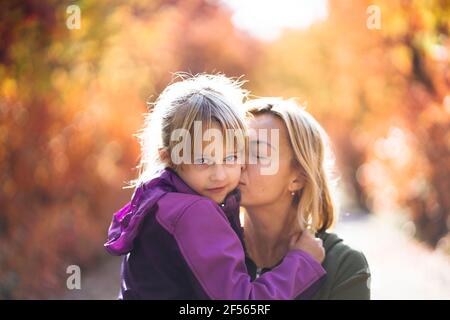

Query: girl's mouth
206,186,227,193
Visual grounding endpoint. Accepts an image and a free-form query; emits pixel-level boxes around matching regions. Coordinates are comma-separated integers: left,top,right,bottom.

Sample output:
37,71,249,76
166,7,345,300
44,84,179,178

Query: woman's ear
288,174,305,193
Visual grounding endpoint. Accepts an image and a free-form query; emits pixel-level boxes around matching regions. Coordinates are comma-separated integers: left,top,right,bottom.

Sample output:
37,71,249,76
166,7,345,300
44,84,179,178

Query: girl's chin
204,193,226,204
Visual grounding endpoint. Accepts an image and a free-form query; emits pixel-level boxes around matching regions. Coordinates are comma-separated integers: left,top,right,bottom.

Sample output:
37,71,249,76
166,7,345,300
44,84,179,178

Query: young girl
104,74,326,299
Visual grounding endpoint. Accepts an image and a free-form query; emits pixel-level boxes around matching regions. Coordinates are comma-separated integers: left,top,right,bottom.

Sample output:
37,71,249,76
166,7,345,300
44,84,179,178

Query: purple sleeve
171,200,326,300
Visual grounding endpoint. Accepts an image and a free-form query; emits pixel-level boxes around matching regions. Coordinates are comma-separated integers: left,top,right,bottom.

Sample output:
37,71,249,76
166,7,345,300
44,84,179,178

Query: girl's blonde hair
129,73,248,189
244,98,338,233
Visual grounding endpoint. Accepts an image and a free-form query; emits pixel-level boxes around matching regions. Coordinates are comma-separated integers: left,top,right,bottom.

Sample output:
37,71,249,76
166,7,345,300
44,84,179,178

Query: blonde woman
240,98,371,299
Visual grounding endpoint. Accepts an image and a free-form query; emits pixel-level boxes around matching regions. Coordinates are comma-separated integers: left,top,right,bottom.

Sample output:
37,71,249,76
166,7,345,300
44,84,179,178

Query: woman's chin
239,195,250,207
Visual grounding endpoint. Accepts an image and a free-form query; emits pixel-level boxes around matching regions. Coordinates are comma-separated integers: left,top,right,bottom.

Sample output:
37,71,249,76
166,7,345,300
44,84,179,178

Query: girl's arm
157,199,326,300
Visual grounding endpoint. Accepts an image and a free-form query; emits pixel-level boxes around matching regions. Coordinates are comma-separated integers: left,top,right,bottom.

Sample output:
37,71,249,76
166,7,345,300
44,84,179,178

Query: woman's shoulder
312,231,371,299
318,231,370,275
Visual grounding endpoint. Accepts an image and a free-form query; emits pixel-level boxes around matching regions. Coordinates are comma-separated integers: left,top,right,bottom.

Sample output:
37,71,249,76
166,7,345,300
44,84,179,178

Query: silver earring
291,192,295,196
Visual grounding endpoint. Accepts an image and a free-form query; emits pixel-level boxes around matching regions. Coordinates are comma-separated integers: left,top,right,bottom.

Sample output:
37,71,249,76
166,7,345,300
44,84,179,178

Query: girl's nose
211,165,226,181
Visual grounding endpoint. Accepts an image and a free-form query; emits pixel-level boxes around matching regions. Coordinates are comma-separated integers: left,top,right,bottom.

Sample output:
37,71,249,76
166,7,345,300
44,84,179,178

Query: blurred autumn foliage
0,0,258,299
0,0,449,298
248,0,450,247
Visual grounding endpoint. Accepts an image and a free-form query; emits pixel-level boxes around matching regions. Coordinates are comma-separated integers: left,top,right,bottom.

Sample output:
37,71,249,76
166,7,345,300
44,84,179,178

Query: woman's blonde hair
128,73,248,189
244,98,338,233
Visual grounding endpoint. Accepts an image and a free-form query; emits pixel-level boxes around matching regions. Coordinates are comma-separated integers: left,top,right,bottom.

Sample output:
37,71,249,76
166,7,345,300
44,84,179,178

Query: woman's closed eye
249,140,273,162
250,148,268,160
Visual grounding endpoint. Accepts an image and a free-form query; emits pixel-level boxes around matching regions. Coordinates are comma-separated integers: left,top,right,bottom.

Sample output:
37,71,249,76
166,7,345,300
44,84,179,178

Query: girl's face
239,113,300,207
176,123,243,204
178,159,241,204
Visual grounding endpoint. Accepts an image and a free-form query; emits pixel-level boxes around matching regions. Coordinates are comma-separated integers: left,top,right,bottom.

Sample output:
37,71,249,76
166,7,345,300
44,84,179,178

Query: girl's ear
158,147,170,164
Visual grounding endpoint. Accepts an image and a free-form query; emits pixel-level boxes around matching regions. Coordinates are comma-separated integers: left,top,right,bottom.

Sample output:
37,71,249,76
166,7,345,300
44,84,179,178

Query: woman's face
239,113,299,207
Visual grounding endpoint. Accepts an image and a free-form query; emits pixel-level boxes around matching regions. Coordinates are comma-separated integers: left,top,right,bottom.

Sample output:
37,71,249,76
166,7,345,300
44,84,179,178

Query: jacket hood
104,168,240,255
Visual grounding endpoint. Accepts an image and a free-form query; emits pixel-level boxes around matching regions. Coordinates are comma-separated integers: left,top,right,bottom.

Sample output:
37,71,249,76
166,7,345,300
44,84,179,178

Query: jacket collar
104,168,241,255
154,168,241,217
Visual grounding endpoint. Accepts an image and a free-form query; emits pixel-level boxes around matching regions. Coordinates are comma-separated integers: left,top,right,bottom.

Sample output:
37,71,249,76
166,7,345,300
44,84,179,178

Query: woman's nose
239,166,248,183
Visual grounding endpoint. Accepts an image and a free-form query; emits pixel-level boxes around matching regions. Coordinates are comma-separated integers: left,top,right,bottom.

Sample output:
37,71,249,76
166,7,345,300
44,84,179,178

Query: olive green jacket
311,232,371,300
245,232,371,300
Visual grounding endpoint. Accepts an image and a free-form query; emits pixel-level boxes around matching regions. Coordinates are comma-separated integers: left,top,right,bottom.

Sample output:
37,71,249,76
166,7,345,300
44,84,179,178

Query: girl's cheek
231,166,242,182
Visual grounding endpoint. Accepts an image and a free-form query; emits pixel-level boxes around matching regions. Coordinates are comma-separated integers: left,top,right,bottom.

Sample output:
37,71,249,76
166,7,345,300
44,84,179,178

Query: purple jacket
104,168,326,299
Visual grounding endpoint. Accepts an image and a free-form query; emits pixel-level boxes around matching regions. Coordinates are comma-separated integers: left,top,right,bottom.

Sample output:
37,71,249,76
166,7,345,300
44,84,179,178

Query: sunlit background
0,0,449,299
223,0,328,40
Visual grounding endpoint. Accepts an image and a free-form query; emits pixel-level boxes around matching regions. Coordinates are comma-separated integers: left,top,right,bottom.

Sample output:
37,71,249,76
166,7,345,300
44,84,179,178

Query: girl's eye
194,158,205,164
224,155,237,162
194,158,213,165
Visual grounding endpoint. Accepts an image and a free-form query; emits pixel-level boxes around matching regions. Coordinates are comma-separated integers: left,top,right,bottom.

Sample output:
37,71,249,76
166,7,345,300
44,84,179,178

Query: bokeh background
0,0,449,299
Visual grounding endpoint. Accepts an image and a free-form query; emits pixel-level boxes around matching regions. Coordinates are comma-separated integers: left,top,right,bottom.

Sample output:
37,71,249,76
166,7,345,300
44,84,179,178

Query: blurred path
60,214,450,300
334,213,450,299
60,255,122,300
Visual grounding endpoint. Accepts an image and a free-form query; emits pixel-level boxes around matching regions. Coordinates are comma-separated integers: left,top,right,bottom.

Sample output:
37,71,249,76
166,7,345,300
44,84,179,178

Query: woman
239,98,371,300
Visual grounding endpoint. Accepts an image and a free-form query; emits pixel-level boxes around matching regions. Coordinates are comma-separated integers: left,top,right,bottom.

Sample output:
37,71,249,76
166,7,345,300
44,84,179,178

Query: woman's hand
289,232,325,263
